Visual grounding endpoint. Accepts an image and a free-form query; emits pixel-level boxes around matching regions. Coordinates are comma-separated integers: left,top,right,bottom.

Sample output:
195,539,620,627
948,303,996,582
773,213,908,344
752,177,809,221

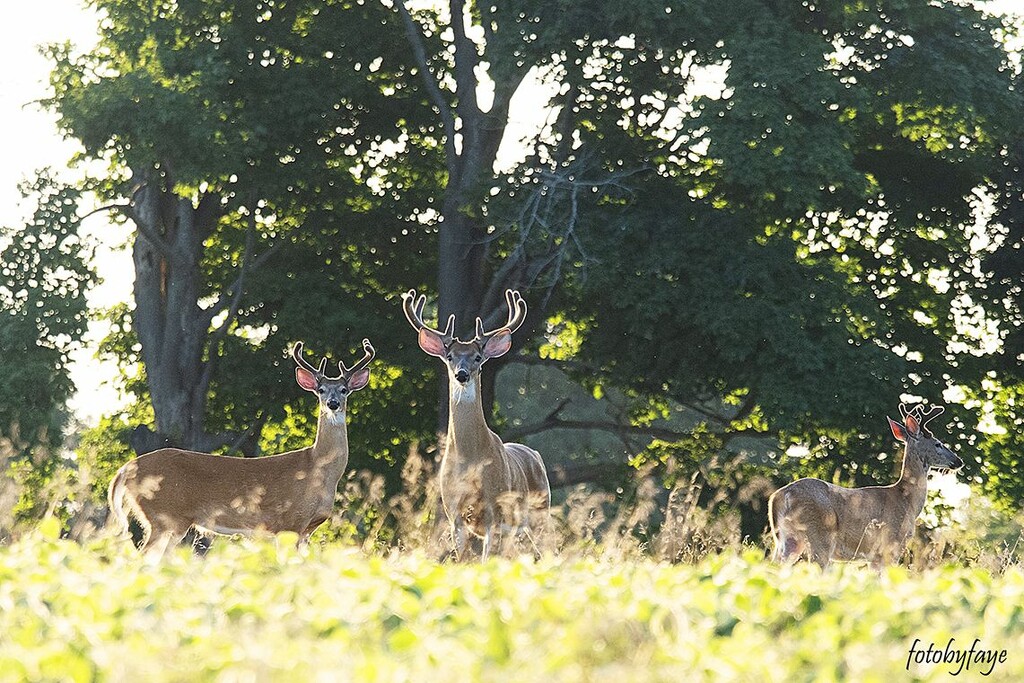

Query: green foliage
37,0,1024,509
535,0,1023,487
75,414,139,503
0,536,1022,681
0,173,93,451
6,452,63,522
0,174,94,522
632,423,724,486
959,382,1024,513
44,0,440,465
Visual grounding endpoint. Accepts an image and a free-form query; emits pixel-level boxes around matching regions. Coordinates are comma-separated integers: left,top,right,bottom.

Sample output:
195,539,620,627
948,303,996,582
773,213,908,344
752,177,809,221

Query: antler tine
340,338,376,375
401,289,426,331
898,402,925,421
507,289,527,333
477,289,529,339
402,289,455,343
918,405,945,427
291,342,322,376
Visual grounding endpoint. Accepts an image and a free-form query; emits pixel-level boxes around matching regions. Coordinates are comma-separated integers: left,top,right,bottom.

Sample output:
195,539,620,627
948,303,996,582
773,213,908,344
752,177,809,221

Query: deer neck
446,376,496,460
893,444,929,519
311,407,350,479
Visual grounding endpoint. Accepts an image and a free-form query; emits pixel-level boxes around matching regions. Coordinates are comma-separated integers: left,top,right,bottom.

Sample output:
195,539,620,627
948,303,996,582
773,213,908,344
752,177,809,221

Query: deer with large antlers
107,339,375,559
402,288,550,560
768,403,963,569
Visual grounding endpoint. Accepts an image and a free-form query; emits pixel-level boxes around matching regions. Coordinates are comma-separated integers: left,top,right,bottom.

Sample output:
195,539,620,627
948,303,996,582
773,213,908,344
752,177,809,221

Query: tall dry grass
2,435,1021,572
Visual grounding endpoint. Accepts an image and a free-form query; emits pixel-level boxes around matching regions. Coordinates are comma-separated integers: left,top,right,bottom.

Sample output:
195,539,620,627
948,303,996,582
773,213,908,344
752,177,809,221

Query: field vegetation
1,443,1022,682
1,519,1022,682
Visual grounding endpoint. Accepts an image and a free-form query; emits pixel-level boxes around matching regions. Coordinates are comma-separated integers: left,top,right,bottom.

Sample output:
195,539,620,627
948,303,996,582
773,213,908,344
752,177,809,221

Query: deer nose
455,369,470,384
326,398,341,411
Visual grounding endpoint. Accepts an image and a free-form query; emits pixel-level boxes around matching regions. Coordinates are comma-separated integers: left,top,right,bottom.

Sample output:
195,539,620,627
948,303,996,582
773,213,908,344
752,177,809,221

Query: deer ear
905,413,920,436
347,368,370,392
295,368,318,393
418,329,446,358
888,417,909,442
482,329,512,359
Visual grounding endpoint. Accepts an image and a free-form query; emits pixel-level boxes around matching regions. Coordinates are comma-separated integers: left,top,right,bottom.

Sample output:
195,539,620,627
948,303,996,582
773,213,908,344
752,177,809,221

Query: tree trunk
401,0,532,437
128,167,250,456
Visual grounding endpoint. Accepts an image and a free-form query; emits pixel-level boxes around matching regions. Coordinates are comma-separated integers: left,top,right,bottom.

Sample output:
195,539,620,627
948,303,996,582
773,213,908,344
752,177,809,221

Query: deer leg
452,517,468,562
481,526,492,561
514,523,542,560
141,525,186,563
435,525,457,563
298,516,327,549
511,494,544,558
526,497,549,559
134,507,187,557
508,502,542,559
808,531,836,569
770,529,785,562
874,537,902,571
774,532,800,563
480,508,497,561
481,511,493,561
772,517,809,564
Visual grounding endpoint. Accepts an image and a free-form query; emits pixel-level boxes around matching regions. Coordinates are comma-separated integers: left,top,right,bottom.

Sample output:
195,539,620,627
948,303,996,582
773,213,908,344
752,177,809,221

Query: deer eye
446,352,453,361
474,354,482,362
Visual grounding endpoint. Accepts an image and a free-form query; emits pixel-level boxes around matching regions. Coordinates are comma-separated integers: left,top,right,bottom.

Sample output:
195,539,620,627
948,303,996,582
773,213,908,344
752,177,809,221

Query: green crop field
0,521,1020,682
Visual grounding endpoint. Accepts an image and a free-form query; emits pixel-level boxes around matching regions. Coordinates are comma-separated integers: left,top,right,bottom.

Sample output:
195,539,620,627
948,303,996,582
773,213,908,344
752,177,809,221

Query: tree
0,174,93,450
0,173,94,521
46,0,435,457
422,0,1022,489
41,0,1024,517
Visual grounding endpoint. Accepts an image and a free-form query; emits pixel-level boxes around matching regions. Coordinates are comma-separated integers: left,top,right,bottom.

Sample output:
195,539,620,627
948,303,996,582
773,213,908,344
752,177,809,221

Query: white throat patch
452,377,478,405
324,409,347,426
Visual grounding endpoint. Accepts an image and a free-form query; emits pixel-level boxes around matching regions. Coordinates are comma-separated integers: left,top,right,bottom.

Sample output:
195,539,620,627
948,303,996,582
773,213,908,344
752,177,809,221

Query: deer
768,403,963,569
402,288,550,560
107,339,375,559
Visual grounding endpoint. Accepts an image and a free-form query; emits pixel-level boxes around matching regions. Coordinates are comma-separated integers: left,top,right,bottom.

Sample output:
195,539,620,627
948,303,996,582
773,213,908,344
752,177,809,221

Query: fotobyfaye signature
906,638,1008,676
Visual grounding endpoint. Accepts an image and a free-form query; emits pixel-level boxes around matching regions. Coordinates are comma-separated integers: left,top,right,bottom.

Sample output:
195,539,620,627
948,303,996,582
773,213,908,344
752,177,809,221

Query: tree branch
506,360,766,445
80,203,129,221
194,191,223,244
128,179,173,257
478,0,496,52
510,416,700,443
217,409,268,457
506,393,694,444
203,239,280,326
732,392,757,424
478,54,529,166
509,355,593,374
547,461,626,489
395,0,457,171
450,0,480,120
679,401,733,428
203,205,259,345
193,201,262,416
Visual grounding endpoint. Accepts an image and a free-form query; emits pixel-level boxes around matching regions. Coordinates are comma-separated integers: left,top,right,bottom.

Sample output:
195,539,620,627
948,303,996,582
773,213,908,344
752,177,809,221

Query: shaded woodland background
2,0,1024,549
